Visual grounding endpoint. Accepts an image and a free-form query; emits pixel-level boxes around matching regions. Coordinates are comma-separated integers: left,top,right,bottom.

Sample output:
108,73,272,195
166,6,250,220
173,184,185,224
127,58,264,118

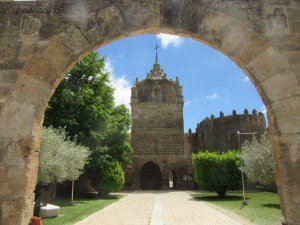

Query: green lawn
42,194,124,225
191,191,284,225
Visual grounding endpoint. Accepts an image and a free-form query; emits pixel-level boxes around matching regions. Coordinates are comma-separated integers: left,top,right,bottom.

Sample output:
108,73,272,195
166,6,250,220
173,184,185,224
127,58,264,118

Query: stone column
270,127,300,225
0,113,43,225
0,72,49,225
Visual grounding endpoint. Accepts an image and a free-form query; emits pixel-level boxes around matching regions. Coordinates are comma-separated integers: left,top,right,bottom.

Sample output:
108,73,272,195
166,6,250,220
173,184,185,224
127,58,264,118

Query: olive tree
38,126,90,188
239,134,274,186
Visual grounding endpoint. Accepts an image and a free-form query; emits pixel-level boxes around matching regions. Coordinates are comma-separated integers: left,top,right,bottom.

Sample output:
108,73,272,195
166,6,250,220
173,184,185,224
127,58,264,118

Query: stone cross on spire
154,40,160,64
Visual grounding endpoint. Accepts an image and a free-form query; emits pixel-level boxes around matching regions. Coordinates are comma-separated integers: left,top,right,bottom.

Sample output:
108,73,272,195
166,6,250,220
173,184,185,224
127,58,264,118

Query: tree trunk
51,180,57,198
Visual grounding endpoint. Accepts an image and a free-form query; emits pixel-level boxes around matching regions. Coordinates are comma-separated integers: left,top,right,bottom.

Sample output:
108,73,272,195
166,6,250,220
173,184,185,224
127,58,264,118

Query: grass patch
191,191,284,225
42,194,124,225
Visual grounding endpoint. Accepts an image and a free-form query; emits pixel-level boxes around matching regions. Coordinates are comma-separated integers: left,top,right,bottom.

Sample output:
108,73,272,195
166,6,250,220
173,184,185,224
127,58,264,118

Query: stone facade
0,0,300,224
125,56,194,190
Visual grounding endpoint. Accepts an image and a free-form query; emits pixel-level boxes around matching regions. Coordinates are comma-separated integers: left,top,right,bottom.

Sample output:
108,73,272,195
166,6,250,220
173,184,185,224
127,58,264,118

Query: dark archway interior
140,162,161,190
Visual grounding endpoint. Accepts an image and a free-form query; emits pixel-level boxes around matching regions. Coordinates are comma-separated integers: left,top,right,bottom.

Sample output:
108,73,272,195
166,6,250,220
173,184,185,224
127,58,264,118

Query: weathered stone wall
196,109,267,152
137,79,180,102
183,132,198,154
123,154,194,190
0,0,300,224
131,102,184,155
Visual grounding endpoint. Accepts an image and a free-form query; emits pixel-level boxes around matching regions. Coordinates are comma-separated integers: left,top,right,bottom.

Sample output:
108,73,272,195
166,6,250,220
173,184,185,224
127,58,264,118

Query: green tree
44,52,133,194
84,104,132,194
192,150,244,197
102,104,133,165
44,51,114,151
239,134,274,187
38,126,90,186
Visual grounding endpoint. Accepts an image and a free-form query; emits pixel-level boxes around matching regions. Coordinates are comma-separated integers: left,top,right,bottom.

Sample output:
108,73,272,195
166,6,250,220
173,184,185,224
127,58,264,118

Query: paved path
75,190,245,225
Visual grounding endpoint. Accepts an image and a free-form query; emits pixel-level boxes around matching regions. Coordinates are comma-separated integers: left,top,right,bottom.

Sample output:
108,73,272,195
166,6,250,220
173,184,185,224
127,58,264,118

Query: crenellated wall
196,109,267,152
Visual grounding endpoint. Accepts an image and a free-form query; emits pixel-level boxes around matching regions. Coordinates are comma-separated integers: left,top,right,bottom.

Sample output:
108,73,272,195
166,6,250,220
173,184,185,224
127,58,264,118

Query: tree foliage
38,126,90,185
192,150,244,197
238,134,275,186
44,51,115,151
43,51,132,194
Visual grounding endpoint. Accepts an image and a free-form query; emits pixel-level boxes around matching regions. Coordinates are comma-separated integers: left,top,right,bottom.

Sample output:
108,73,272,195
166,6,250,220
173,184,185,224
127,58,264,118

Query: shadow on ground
261,203,281,209
192,195,250,202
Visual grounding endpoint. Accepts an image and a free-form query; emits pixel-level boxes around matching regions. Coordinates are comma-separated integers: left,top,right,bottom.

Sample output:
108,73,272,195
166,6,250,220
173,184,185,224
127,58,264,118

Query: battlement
197,108,265,128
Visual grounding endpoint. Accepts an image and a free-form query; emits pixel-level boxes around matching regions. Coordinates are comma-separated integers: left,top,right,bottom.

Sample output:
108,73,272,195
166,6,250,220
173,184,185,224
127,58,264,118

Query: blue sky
98,34,266,133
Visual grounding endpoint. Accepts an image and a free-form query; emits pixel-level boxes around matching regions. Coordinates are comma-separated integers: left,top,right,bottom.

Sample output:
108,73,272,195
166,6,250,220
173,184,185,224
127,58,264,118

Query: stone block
24,55,48,80
2,194,34,225
280,184,300,225
0,100,42,137
269,96,300,133
282,52,300,67
291,21,300,33
6,137,25,167
23,55,61,88
260,71,300,102
0,166,12,196
217,21,248,65
43,37,78,71
245,47,289,84
11,73,51,105
59,25,90,56
290,65,300,83
271,133,300,163
288,1,300,20
0,85,11,96
230,28,268,65
0,71,18,84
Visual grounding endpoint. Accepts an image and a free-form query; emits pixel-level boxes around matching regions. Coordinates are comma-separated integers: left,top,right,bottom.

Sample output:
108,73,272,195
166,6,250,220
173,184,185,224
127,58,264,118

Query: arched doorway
140,162,161,190
169,170,177,189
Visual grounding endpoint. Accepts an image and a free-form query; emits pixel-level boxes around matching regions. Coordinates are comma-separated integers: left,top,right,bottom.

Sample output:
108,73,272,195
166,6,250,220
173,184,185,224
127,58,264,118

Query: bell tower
130,51,184,156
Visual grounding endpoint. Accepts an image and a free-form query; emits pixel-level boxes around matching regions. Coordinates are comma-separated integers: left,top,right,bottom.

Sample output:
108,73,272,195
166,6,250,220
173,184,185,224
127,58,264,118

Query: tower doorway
140,162,161,190
169,170,177,189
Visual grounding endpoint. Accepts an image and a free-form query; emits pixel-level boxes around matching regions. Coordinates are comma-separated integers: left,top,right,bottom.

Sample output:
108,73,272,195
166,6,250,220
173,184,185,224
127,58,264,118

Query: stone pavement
75,190,247,225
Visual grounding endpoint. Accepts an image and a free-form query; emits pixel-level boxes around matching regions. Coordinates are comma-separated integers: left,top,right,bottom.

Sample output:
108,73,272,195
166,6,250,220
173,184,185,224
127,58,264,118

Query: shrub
90,158,124,195
192,150,245,197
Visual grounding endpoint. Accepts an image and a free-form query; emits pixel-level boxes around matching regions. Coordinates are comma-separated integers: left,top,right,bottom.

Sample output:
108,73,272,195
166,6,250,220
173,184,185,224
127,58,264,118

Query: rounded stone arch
0,1,299,224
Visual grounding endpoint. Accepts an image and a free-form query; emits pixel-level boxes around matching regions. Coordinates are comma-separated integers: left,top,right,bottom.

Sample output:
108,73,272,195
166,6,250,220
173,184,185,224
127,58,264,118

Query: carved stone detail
151,85,162,101
265,6,290,36
19,14,42,44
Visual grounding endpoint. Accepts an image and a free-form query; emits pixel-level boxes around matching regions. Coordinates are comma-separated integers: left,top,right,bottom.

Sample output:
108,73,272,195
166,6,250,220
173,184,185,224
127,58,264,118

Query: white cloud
242,76,250,82
203,93,220,100
185,101,192,105
156,33,184,49
105,58,131,109
261,105,267,114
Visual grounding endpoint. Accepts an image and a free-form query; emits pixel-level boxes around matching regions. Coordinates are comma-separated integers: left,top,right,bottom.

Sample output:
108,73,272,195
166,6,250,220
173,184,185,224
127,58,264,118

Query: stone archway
140,161,162,190
0,1,299,224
